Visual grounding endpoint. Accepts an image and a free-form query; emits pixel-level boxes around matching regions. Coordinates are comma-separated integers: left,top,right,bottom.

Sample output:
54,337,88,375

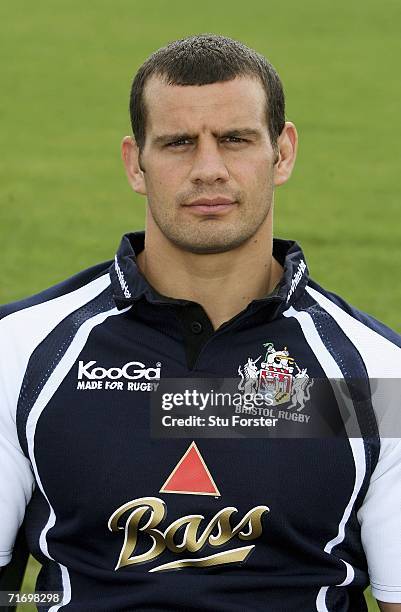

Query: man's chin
169,234,251,255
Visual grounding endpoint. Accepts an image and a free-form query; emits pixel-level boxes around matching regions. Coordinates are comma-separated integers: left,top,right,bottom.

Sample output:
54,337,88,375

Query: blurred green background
2,0,400,610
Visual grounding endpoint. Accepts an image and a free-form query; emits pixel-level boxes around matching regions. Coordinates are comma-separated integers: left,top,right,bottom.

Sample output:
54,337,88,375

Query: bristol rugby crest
238,342,313,411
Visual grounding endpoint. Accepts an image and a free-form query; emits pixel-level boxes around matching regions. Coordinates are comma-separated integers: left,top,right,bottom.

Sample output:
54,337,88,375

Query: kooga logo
78,360,161,381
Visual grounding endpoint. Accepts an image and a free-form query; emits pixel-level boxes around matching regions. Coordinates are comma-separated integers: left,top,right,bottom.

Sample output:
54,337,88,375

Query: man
0,34,400,611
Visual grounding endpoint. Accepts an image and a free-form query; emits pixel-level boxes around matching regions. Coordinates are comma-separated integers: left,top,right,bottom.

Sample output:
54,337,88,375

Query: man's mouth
183,197,236,215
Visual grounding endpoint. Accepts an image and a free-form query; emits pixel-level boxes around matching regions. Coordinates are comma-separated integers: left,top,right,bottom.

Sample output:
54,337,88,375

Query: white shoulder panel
0,273,111,565
306,284,401,602
306,285,401,377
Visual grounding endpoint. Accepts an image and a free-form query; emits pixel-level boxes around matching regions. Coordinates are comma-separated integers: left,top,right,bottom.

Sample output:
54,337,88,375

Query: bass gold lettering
108,496,269,571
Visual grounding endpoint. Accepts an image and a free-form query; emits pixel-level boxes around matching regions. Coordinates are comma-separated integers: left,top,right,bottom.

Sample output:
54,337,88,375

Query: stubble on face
148,178,275,255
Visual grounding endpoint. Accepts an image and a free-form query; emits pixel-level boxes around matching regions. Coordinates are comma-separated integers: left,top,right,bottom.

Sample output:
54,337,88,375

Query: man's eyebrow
152,128,262,146
217,128,262,139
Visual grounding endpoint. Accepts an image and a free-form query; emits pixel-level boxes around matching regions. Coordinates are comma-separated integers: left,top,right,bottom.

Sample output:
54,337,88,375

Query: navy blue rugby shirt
0,231,401,611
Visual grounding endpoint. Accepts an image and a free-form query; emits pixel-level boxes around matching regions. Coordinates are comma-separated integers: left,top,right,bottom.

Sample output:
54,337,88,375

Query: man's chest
22,317,367,576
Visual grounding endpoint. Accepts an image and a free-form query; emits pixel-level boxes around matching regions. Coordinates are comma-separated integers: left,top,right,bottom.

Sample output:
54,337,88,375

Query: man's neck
136,218,283,331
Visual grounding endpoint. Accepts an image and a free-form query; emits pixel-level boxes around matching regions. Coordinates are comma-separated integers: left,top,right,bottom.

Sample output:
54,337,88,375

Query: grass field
1,1,400,611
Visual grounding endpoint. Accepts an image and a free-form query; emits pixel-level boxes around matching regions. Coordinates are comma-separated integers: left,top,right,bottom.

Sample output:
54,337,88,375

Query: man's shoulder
305,278,401,350
0,259,113,326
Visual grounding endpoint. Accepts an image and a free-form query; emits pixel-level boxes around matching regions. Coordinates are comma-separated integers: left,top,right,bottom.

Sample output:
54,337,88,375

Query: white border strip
26,305,131,610
283,306,366,611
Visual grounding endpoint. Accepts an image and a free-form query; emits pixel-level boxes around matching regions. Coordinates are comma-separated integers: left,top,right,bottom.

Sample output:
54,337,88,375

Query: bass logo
108,442,269,572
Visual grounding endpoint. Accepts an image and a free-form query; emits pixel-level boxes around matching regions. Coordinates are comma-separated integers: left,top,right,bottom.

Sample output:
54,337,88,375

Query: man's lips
183,197,236,215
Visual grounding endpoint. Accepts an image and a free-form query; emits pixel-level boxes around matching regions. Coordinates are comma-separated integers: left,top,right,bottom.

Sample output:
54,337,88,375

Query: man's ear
273,122,298,187
121,136,147,195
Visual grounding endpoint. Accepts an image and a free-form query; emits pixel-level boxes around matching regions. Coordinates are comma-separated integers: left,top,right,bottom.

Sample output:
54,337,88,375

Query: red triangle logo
160,442,220,496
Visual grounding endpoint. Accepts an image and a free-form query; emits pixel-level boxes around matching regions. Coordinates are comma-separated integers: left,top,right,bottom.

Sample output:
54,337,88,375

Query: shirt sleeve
357,438,401,604
0,323,35,567
0,427,35,566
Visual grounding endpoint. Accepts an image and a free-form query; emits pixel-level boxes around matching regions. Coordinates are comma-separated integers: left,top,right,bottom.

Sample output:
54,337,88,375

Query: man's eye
166,139,191,147
224,137,247,143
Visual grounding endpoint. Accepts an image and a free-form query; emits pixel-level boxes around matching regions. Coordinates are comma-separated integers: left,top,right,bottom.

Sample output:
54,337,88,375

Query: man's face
135,76,280,254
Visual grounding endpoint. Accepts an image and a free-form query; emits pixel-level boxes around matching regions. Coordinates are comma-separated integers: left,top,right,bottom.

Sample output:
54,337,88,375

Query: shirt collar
109,231,309,312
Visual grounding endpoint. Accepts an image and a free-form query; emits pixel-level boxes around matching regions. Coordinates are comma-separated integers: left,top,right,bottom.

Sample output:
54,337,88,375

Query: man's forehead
143,75,267,132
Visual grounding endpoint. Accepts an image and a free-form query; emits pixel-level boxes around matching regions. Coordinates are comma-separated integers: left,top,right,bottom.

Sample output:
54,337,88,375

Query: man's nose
189,141,230,184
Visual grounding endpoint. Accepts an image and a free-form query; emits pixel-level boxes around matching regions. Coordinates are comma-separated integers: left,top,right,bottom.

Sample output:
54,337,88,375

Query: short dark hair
129,34,285,151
